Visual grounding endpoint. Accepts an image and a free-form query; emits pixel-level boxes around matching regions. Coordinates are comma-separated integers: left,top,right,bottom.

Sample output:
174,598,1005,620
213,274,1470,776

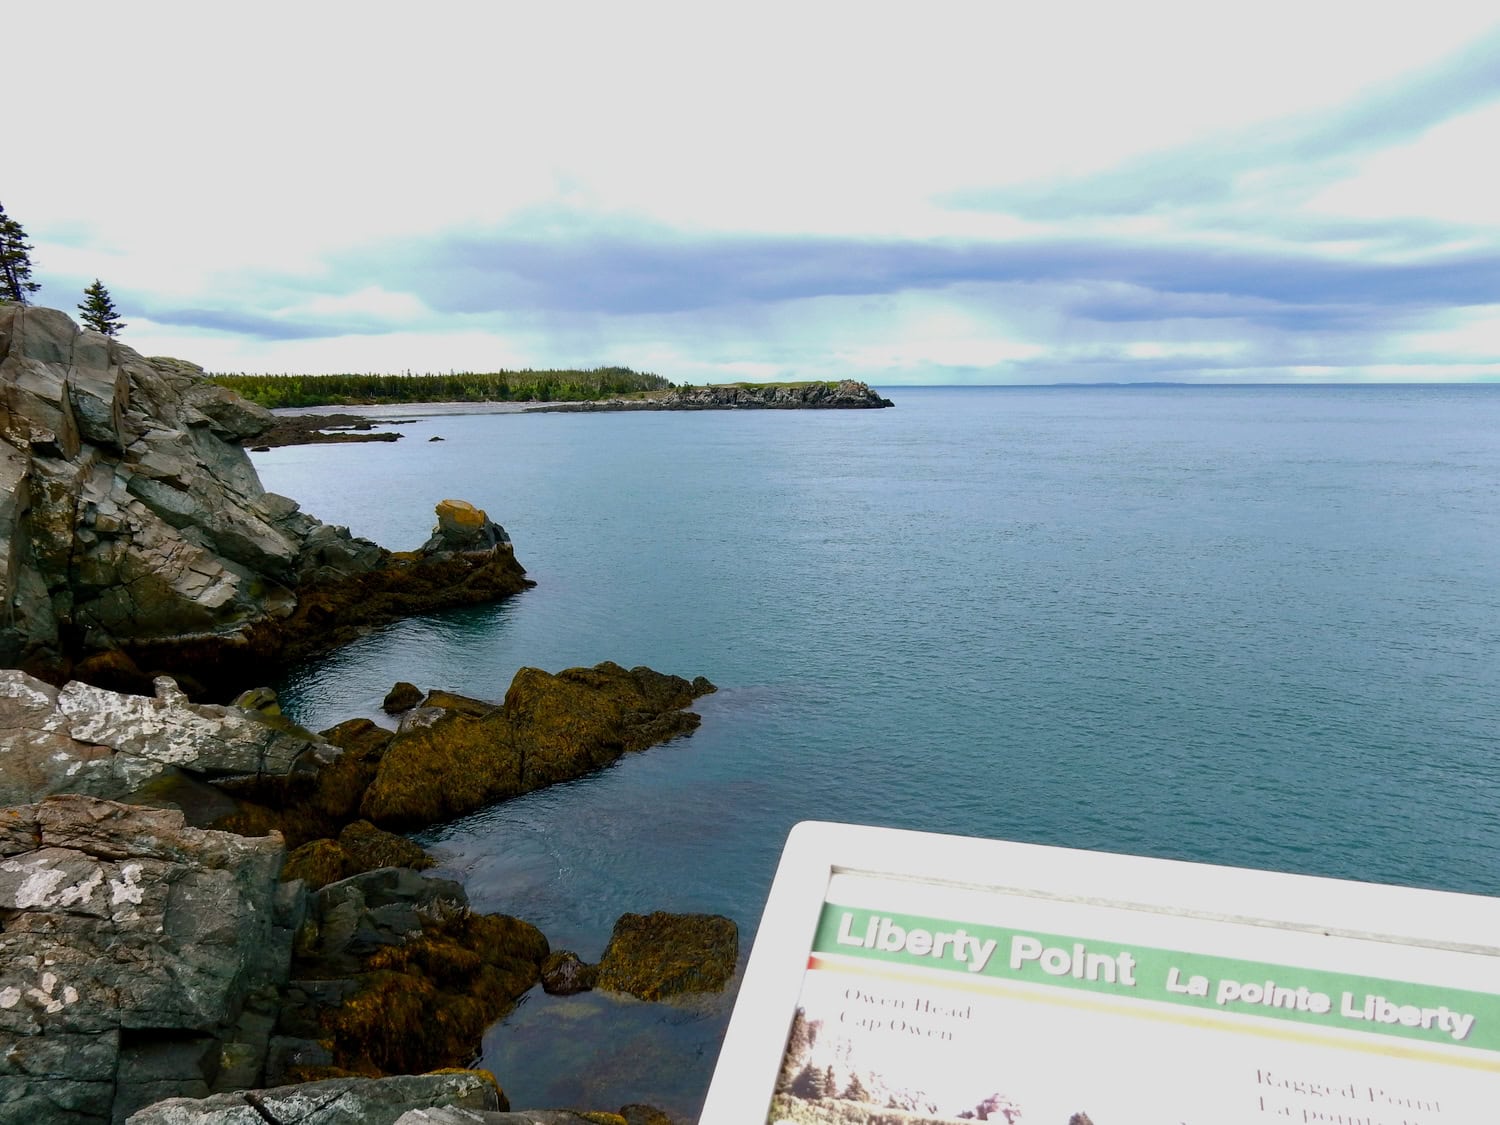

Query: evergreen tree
78,279,126,336
776,1008,814,1093
0,202,41,305
843,1073,869,1102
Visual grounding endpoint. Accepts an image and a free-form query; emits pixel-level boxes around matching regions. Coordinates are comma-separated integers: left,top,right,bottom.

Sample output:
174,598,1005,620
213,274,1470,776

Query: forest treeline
209,367,672,408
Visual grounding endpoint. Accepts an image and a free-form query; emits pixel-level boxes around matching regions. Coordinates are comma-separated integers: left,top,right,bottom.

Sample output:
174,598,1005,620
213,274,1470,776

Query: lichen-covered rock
596,912,738,1001
361,662,715,831
420,498,515,555
0,305,532,697
0,669,331,808
126,1071,505,1125
0,795,295,1122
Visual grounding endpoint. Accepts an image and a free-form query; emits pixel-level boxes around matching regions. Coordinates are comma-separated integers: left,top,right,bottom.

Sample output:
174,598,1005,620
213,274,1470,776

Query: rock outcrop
214,664,714,849
125,1071,505,1125
0,306,531,698
358,662,716,830
535,379,894,411
0,796,296,1123
0,670,330,809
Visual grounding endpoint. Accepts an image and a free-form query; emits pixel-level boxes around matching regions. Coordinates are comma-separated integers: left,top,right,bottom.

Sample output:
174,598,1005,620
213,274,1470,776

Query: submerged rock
0,306,532,698
596,911,738,1001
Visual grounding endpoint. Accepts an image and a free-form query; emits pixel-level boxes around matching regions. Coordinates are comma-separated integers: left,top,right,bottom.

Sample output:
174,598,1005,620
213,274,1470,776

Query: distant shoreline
272,400,544,418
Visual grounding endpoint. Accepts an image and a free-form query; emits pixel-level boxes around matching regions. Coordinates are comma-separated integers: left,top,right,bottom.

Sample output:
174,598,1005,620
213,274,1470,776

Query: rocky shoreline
249,412,411,449
534,379,893,412
1,661,731,1123
0,309,739,1124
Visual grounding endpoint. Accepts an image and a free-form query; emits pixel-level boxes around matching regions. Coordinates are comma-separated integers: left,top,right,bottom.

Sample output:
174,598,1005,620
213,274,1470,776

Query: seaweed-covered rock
382,681,423,713
278,820,432,891
290,870,549,1077
281,837,354,890
337,819,433,873
361,662,714,831
126,1070,505,1125
596,912,738,1001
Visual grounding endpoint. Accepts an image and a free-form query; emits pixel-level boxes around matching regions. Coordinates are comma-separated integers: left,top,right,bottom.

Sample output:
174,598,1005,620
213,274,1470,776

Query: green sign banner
815,903,1500,1053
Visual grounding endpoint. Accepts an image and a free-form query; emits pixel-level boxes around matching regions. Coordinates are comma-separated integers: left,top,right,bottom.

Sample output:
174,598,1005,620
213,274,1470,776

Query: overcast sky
9,2,1499,383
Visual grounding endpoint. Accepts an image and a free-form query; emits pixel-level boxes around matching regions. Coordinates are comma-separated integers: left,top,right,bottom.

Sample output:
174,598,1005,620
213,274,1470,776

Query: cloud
944,25,1500,222
8,5,1499,383
333,218,1500,325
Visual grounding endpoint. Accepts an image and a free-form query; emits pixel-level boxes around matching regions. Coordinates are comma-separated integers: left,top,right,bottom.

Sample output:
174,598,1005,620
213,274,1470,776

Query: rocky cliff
0,307,531,697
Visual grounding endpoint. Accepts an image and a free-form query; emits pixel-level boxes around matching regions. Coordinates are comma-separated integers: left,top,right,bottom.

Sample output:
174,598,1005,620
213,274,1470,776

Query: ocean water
253,385,1500,1116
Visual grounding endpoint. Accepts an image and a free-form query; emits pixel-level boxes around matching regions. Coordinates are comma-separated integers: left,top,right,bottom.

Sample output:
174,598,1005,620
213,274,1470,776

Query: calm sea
254,385,1500,1116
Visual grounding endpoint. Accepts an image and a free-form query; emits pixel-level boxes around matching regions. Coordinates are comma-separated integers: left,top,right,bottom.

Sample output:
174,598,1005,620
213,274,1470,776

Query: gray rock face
0,305,386,683
1,307,533,698
0,795,295,1124
125,1072,503,1125
0,670,331,808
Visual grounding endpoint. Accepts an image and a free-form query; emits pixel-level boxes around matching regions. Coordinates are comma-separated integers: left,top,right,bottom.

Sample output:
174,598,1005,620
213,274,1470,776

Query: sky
8,2,1500,384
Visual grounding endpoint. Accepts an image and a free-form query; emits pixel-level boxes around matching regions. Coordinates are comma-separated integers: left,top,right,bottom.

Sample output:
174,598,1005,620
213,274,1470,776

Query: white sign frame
702,820,1500,1123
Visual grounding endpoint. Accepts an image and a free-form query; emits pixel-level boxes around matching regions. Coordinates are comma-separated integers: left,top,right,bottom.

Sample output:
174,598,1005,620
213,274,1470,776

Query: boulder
0,670,331,808
382,681,423,713
0,795,295,1122
126,1071,505,1125
596,912,738,1001
0,306,532,698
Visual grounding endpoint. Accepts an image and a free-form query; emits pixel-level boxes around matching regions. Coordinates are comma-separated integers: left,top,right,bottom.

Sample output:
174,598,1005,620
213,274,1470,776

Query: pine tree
78,279,126,336
0,202,41,305
776,1008,814,1093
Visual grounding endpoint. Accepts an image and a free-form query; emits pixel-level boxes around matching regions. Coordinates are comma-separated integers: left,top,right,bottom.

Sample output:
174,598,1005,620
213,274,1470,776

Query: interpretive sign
702,822,1500,1124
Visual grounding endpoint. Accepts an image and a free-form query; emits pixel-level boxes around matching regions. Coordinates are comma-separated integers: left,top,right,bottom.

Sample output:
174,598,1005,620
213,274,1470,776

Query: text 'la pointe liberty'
833,913,1478,1042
